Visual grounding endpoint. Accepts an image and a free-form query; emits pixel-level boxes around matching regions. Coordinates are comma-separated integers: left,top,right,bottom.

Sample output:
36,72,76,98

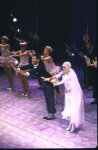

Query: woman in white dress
0,36,18,90
41,46,61,104
50,61,85,132
10,41,29,96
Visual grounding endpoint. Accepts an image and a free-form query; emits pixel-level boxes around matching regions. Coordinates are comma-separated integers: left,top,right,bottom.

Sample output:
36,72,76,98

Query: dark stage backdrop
0,0,97,66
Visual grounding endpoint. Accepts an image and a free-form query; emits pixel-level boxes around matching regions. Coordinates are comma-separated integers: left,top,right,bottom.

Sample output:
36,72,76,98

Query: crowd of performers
0,35,97,133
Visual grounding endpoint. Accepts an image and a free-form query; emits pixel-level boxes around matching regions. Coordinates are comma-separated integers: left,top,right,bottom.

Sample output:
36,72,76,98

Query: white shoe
8,88,13,91
66,124,72,131
70,124,75,133
7,87,13,90
21,93,25,96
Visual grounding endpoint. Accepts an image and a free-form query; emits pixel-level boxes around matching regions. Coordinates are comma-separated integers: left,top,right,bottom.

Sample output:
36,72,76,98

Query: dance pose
41,46,61,104
0,36,18,90
11,54,56,120
42,61,85,132
10,41,29,96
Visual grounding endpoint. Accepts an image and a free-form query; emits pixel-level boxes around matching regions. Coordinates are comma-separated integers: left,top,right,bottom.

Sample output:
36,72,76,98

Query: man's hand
19,70,28,76
92,57,97,67
41,77,50,81
86,57,90,66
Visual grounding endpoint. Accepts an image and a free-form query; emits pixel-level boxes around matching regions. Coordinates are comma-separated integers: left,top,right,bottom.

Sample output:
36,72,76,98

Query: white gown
54,69,85,127
43,56,61,75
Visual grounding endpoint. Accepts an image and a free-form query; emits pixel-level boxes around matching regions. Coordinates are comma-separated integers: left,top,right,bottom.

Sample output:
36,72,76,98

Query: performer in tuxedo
11,54,56,120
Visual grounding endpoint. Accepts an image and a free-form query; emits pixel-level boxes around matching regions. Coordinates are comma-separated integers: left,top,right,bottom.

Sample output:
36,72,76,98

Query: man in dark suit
15,53,56,120
86,41,96,88
73,34,91,89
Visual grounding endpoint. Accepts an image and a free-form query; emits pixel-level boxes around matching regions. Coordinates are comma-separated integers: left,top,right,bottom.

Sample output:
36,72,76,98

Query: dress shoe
43,113,49,119
46,113,55,120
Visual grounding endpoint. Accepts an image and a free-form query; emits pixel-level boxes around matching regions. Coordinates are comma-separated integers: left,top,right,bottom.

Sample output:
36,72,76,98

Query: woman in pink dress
10,41,29,96
41,46,61,104
0,36,18,90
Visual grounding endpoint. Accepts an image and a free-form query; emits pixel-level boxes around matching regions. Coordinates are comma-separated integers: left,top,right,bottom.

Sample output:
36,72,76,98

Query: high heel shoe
66,124,72,131
70,124,75,133
7,86,13,91
21,91,25,96
24,91,30,97
21,93,25,96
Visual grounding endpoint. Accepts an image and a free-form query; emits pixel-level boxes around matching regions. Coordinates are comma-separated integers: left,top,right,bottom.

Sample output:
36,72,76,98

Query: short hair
33,53,41,60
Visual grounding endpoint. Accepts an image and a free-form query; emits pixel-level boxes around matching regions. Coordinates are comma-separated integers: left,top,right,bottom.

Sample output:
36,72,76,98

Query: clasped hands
41,76,58,86
11,65,28,76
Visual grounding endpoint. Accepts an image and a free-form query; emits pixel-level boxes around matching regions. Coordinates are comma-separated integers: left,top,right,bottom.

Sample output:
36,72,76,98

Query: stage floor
0,68,97,148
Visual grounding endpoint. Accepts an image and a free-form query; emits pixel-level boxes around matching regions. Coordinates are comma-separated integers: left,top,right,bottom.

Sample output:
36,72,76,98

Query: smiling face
32,56,39,65
43,47,50,56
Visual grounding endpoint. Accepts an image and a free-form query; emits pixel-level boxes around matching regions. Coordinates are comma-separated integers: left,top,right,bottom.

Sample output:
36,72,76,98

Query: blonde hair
45,46,53,53
62,61,71,68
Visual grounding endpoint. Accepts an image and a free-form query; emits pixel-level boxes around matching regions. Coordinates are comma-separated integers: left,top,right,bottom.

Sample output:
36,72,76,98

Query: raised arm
41,56,52,62
15,51,29,57
0,44,10,49
9,50,21,55
53,71,63,79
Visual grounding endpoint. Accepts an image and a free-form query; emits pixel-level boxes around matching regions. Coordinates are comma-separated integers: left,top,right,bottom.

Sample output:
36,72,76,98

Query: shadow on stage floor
0,66,97,148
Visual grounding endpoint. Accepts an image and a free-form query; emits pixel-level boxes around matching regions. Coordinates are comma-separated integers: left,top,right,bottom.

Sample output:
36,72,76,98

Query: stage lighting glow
13,18,17,22
11,13,13,16
17,29,21,33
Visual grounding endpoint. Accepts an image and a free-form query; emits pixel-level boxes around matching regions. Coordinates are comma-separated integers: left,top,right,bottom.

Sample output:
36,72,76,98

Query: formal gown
55,69,85,127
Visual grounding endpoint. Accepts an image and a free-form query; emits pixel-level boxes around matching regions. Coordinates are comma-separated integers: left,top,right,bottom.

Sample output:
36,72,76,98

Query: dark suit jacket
19,61,52,81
